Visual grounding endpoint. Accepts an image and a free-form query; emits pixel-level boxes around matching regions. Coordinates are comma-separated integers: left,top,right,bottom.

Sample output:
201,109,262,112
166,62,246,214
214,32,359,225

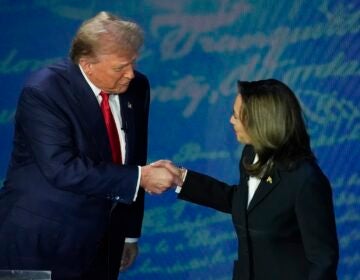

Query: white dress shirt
79,65,140,243
247,154,261,207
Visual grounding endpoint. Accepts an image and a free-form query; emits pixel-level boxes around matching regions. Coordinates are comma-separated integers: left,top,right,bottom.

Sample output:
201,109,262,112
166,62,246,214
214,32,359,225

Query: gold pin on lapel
266,176,273,184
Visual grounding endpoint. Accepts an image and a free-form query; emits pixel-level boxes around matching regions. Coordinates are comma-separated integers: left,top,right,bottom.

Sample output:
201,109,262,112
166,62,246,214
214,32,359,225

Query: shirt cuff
175,169,188,193
125,237,138,243
132,166,141,201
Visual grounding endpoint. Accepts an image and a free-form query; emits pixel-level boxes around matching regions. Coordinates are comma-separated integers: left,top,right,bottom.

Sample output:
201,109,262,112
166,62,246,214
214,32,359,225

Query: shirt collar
78,64,101,98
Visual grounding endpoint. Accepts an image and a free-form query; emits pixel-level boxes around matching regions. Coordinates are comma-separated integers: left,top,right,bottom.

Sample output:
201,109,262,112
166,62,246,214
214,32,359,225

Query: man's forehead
97,52,137,64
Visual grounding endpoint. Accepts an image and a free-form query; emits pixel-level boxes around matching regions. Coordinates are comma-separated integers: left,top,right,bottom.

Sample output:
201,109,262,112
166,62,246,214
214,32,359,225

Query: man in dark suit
0,11,179,280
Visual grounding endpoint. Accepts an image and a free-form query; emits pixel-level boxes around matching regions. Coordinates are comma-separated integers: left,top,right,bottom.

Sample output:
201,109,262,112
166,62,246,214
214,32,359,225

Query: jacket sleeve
119,75,150,238
15,85,138,204
178,170,236,214
295,167,339,280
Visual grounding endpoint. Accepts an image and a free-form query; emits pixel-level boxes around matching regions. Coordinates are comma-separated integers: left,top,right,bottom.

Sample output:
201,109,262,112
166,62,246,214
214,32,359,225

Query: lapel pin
266,176,273,184
127,102,132,109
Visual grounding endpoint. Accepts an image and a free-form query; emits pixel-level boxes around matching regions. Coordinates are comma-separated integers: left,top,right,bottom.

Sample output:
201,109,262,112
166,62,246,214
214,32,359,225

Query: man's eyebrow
113,59,137,68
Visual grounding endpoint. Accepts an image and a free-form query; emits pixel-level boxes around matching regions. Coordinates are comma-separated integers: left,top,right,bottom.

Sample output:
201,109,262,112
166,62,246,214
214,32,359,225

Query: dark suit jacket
0,59,150,279
178,145,339,280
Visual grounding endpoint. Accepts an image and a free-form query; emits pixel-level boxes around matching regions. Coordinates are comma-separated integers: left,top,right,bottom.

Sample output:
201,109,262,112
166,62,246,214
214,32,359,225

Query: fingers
140,162,183,194
145,189,153,195
150,159,172,167
119,242,138,272
147,166,180,193
150,159,181,177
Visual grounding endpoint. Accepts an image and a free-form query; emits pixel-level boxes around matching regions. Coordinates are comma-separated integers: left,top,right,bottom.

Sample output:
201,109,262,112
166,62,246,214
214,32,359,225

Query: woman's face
230,95,252,144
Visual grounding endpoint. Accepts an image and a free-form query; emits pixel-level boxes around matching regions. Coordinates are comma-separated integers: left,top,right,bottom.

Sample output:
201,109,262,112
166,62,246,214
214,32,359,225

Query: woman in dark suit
174,79,339,280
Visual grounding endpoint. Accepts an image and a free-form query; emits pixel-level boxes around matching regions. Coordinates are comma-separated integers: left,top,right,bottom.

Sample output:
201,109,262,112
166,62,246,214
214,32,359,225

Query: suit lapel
240,145,282,213
66,62,112,162
239,174,250,222
247,169,280,212
235,146,251,224
119,91,135,164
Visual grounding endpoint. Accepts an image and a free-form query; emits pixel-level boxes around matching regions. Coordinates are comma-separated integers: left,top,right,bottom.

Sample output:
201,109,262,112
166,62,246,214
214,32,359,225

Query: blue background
0,1,359,279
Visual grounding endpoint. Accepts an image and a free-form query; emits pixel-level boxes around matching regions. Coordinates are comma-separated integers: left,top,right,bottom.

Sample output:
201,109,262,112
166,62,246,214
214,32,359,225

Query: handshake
140,160,186,194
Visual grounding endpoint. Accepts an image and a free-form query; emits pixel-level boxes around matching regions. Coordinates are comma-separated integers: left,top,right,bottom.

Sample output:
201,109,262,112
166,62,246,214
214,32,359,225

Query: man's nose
123,65,135,79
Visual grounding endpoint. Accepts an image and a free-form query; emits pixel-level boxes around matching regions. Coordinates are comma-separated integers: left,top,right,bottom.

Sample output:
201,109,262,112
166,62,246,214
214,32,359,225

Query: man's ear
79,58,92,75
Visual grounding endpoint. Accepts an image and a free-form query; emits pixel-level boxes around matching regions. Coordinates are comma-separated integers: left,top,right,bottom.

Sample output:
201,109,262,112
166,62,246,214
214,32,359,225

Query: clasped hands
140,160,185,194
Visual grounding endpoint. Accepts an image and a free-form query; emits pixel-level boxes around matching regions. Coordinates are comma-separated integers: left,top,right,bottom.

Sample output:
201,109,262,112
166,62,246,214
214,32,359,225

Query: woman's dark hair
237,79,315,177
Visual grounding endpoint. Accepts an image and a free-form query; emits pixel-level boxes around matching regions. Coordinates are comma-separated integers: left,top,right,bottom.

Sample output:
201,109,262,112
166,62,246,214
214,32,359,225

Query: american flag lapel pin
127,102,132,109
266,176,272,184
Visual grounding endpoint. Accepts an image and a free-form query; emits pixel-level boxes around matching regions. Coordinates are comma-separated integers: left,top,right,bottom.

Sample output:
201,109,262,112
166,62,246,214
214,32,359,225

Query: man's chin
109,85,130,94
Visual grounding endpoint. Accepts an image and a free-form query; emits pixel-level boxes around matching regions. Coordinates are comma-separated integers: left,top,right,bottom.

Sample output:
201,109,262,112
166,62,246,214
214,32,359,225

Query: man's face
80,51,137,94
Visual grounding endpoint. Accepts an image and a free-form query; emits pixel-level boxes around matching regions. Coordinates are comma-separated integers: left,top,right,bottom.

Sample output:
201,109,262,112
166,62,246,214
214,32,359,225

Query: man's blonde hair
69,11,144,63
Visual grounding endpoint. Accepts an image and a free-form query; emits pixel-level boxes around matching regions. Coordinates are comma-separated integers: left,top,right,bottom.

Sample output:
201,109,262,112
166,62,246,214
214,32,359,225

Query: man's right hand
140,161,182,194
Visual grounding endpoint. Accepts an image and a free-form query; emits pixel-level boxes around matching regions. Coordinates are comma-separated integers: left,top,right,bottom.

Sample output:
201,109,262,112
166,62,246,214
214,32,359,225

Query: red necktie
100,91,122,164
